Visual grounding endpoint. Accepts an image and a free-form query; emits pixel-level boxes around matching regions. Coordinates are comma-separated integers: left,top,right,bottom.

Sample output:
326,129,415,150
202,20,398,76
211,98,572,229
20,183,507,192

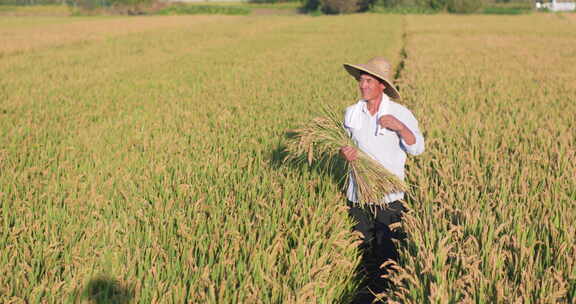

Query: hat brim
343,63,401,100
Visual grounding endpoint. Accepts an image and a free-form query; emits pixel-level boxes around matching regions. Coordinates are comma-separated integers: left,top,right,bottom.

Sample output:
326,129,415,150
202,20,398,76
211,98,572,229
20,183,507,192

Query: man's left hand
379,115,406,132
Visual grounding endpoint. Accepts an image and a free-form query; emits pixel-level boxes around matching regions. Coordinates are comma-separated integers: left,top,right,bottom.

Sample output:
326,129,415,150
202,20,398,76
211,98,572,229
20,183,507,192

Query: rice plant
284,107,407,208
0,12,574,304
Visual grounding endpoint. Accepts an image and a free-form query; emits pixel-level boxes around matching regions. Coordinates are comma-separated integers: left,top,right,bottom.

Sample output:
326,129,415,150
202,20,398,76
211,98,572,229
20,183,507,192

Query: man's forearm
398,126,416,145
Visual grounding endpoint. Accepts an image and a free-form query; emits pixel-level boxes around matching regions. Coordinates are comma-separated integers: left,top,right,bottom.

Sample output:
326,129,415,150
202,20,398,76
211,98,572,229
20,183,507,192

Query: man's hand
379,115,416,145
378,114,405,132
340,146,357,162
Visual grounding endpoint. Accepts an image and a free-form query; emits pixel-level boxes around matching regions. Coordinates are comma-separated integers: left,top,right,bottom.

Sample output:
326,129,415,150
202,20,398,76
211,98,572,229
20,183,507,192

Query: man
339,57,425,292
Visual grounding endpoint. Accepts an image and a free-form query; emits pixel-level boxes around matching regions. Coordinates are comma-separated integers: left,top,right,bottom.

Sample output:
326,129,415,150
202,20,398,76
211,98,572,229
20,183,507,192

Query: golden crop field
0,12,574,303
386,14,576,303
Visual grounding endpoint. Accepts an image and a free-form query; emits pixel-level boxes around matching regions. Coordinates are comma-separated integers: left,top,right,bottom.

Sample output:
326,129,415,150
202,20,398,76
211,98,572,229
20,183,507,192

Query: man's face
358,73,386,101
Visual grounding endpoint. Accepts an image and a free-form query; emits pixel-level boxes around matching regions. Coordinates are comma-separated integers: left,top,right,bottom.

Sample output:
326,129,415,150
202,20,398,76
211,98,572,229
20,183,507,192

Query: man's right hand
340,146,357,162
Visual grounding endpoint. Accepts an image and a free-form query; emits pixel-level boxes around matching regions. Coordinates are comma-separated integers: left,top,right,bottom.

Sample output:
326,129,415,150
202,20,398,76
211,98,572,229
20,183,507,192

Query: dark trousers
348,201,406,296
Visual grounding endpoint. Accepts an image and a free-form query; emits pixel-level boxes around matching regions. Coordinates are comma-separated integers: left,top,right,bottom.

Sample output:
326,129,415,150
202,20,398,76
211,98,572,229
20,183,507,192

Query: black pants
348,201,406,295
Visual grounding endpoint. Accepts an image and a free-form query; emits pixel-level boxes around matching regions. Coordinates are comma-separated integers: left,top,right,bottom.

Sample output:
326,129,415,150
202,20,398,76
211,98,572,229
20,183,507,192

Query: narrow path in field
393,18,408,90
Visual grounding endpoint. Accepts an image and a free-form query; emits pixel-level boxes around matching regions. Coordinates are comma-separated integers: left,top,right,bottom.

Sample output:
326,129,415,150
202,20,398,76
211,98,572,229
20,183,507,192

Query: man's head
343,57,401,100
359,73,386,102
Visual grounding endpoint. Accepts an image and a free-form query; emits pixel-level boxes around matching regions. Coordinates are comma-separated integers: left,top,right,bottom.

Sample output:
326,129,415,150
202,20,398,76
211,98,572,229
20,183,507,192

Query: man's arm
379,112,425,156
379,115,416,145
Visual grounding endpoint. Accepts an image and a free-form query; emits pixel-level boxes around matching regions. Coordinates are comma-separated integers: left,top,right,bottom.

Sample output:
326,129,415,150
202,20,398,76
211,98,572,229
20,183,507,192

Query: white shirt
344,95,425,204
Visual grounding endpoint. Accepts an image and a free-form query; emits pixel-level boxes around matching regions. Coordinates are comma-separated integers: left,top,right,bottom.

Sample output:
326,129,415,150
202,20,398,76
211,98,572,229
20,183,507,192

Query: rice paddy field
0,12,575,303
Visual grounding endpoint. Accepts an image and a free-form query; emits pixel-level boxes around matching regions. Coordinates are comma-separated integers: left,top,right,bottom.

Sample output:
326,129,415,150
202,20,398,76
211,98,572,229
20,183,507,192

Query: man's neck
366,94,383,116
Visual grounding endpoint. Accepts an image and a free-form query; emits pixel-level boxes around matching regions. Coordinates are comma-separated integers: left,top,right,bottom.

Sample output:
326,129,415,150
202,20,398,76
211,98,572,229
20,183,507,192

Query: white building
536,0,576,11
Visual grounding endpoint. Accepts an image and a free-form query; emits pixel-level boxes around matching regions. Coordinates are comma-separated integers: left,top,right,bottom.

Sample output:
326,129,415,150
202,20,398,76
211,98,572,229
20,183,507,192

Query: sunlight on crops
0,12,574,303
384,14,576,303
0,14,402,303
0,15,236,55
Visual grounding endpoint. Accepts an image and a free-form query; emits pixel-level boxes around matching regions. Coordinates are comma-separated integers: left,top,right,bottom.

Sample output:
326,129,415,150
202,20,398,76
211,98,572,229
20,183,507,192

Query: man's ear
380,80,387,91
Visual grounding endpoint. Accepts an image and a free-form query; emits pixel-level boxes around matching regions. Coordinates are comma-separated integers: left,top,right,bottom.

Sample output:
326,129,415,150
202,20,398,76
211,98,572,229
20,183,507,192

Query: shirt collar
360,94,390,116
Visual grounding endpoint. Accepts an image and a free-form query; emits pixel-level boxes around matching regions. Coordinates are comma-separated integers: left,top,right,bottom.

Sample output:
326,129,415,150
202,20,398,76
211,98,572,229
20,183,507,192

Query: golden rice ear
389,221,402,231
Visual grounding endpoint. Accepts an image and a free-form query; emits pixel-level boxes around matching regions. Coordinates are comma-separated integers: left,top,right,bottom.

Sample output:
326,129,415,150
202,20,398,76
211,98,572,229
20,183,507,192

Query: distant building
536,0,576,11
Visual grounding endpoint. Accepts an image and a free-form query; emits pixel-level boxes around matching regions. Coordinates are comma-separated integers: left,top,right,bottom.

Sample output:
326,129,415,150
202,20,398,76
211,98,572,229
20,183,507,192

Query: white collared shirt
344,95,425,204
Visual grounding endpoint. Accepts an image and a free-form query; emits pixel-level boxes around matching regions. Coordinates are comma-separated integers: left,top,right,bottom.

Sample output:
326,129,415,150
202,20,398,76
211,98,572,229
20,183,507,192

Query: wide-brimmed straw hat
343,57,401,100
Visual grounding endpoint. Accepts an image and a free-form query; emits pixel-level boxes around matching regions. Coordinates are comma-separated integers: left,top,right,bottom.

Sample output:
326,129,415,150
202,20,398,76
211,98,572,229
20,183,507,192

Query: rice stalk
284,106,407,208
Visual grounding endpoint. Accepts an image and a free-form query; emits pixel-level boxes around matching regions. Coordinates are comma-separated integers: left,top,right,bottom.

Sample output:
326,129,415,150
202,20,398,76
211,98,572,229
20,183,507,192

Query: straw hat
343,57,401,100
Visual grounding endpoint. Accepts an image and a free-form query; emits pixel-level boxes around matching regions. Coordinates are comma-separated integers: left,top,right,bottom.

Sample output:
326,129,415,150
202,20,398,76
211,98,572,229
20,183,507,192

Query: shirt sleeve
343,106,354,137
398,108,425,156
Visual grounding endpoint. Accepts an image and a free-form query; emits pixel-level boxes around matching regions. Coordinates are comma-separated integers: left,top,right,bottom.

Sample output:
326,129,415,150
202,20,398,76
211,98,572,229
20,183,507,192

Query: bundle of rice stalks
284,107,407,208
